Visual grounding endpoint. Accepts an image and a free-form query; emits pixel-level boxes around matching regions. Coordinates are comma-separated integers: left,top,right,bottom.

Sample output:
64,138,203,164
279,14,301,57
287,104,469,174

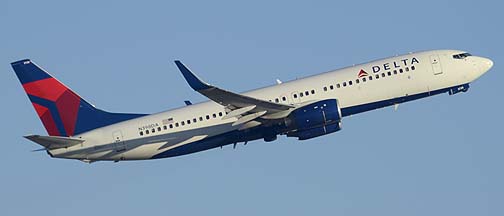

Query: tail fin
11,59,146,137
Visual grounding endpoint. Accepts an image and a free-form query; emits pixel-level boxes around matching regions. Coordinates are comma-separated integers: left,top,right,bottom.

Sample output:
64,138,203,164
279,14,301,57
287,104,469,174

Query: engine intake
286,99,342,140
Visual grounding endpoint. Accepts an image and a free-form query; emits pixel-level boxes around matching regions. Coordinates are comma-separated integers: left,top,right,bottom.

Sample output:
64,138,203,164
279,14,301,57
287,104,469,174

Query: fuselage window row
139,111,226,136
272,89,315,104
322,66,415,93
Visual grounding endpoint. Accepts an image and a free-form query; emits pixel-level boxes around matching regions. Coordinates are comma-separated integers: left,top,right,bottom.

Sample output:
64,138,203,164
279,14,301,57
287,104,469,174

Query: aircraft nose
484,58,494,70
467,56,493,81
476,57,493,73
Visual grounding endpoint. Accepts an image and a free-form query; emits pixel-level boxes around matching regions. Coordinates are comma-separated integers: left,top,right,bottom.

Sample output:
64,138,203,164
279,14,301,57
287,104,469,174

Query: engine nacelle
286,99,342,140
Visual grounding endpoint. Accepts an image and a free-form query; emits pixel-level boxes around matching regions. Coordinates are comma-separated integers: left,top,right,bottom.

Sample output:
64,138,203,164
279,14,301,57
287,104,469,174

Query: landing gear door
113,130,126,152
430,54,443,75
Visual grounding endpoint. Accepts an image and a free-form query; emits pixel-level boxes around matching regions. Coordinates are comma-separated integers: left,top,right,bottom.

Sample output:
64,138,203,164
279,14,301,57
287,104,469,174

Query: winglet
174,61,211,91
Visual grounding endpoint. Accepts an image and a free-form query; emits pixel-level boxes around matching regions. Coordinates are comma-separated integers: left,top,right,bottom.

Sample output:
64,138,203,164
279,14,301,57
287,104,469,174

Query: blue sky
1,0,503,215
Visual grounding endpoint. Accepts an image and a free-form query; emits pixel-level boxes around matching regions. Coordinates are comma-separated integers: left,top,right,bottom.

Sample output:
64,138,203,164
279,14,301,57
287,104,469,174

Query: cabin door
430,55,443,75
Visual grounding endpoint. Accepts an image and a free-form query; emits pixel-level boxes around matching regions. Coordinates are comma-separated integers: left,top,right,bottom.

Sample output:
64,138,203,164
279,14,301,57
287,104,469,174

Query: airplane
11,50,493,163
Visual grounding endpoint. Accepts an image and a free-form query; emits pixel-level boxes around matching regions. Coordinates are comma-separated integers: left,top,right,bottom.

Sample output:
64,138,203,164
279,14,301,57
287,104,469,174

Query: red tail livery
11,59,145,137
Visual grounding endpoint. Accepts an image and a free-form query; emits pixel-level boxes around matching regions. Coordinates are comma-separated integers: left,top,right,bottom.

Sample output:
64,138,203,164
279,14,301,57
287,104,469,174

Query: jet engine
286,99,342,140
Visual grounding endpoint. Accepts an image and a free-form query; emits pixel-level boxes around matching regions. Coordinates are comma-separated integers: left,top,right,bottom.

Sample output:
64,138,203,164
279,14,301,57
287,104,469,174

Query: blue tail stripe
11,60,52,84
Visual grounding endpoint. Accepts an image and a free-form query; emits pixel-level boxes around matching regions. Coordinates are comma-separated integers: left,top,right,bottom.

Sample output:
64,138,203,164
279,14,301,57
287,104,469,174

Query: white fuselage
48,50,492,161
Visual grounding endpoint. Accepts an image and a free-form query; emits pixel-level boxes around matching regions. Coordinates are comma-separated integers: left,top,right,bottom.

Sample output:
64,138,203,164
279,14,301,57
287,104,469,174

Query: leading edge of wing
174,60,294,112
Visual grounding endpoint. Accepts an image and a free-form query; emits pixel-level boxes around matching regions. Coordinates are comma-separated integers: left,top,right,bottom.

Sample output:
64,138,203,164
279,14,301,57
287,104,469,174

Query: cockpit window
453,53,472,59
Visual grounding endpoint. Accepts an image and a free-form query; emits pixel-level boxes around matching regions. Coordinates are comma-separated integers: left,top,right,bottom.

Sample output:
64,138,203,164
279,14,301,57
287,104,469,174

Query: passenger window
300,92,304,97
399,68,403,73
140,131,143,136
163,125,167,130
381,73,385,77
193,118,197,123
206,115,210,120
219,112,223,117
330,85,334,90
199,117,203,121
323,86,327,91
393,70,397,75
349,81,353,85
369,76,373,81
175,122,179,127
363,77,366,82
356,79,360,84
181,121,185,126
411,66,416,70
152,128,155,133
275,98,279,103
293,94,298,98
305,91,309,96
336,84,341,88
311,90,315,94
343,82,347,87
187,120,191,124
387,71,391,76
169,124,173,128
212,113,217,118
157,127,161,131
405,67,410,72
282,96,286,101
376,74,380,79
146,130,149,134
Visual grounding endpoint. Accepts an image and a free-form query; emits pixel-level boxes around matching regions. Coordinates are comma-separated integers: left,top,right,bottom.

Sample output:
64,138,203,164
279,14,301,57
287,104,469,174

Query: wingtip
174,61,211,91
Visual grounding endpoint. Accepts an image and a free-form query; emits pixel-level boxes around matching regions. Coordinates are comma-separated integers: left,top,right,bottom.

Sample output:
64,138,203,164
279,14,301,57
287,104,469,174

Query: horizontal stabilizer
24,135,84,150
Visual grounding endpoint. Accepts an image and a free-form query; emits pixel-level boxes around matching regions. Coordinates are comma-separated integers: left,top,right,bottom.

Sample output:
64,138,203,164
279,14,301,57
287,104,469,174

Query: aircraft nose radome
485,58,494,70
476,57,493,74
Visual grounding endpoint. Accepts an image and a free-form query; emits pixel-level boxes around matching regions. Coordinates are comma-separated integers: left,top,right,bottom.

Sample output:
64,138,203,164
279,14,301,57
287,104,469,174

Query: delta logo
358,69,369,78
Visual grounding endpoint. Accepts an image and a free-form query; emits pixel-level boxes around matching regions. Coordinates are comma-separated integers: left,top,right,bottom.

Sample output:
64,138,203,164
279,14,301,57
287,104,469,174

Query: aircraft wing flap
175,61,293,113
223,105,256,120
24,135,84,150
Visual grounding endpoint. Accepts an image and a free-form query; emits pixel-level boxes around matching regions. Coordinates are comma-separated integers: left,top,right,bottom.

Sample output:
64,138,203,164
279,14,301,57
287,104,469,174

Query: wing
174,61,294,120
